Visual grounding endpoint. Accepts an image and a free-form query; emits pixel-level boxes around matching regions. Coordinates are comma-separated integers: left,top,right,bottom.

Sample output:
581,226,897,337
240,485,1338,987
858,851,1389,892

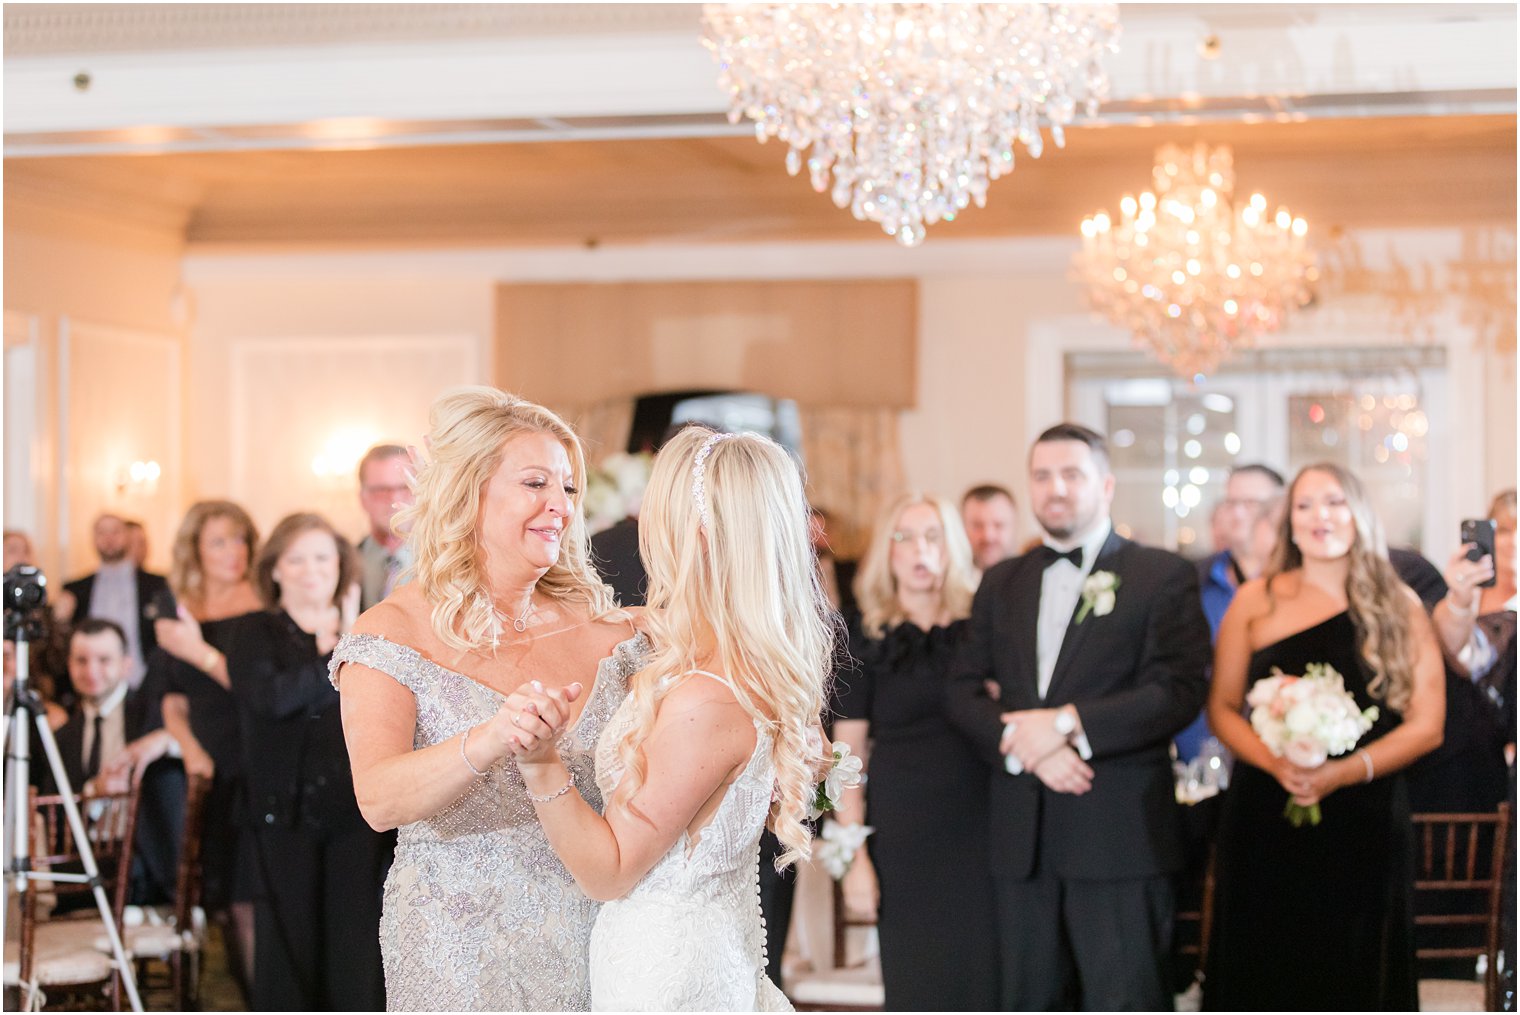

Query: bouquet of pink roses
1246,662,1379,827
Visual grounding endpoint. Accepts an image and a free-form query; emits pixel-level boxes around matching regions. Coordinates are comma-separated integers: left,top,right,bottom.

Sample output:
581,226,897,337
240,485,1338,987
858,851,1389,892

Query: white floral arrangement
808,741,865,820
1246,662,1379,826
583,451,653,535
1076,570,1119,623
815,819,874,880
805,741,871,879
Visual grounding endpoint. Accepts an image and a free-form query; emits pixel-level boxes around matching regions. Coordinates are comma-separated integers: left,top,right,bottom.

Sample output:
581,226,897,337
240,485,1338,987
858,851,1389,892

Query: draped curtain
799,405,906,561
559,397,636,467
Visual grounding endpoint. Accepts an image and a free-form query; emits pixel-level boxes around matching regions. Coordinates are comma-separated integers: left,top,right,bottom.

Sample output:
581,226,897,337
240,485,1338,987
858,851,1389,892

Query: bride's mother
331,387,644,1011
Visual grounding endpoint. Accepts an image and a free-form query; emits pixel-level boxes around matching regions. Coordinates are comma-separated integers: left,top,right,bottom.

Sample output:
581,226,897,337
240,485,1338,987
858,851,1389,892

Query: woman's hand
1281,757,1356,808
182,741,216,781
1444,545,1495,613
489,681,583,766
155,607,209,667
841,849,879,921
340,582,362,635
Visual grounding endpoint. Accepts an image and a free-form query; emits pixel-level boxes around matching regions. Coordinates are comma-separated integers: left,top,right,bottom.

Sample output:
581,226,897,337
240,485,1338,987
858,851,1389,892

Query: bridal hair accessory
691,431,737,529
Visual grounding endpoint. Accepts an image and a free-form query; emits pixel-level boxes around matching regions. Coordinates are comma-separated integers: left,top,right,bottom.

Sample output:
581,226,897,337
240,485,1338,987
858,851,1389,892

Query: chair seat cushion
787,965,886,1007
4,921,117,987
1418,978,1484,1012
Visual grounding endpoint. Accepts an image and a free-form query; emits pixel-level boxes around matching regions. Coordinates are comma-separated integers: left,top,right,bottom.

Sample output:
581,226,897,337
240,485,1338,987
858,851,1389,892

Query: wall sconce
311,431,378,482
115,459,161,496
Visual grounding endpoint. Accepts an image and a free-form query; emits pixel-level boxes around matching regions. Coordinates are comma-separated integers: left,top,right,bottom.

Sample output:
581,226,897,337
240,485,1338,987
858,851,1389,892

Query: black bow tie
1033,544,1084,570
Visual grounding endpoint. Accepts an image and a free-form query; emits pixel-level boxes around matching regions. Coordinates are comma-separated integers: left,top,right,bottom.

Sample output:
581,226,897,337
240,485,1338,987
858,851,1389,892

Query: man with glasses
1180,463,1286,761
356,444,416,611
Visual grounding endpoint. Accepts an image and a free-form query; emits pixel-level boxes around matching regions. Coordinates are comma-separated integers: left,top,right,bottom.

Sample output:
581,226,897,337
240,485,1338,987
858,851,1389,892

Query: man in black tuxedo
42,618,186,906
946,423,1211,1010
63,513,171,690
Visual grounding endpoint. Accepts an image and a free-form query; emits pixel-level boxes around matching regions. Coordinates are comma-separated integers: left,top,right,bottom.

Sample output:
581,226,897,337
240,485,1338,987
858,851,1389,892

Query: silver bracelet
1358,748,1375,784
459,726,490,778
526,772,576,804
1446,594,1478,619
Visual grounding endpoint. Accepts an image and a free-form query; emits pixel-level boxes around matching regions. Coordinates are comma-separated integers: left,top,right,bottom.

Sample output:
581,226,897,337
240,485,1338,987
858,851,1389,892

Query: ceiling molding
5,4,1513,145
2,4,698,56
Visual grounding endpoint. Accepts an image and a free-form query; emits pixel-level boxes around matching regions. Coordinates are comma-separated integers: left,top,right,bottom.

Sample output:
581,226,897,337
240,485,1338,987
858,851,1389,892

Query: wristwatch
1053,707,1077,739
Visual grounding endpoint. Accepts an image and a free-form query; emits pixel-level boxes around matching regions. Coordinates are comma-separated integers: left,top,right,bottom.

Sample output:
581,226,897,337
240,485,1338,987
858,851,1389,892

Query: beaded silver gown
329,632,647,1012
588,670,791,1012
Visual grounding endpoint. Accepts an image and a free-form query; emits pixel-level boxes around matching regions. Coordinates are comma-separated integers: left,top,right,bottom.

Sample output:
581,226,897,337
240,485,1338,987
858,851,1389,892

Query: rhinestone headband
691,431,736,529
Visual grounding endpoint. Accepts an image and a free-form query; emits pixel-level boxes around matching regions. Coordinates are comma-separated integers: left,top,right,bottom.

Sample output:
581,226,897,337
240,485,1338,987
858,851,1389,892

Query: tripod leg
28,711,144,1013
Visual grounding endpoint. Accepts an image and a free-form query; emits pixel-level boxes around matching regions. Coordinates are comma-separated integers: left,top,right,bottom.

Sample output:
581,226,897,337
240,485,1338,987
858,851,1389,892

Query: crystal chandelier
701,4,1120,247
1073,143,1317,378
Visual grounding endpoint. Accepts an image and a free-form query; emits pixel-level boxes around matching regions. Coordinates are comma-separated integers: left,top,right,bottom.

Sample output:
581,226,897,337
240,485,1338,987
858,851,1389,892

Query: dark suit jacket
591,517,647,608
946,529,1211,881
65,568,172,659
43,679,185,906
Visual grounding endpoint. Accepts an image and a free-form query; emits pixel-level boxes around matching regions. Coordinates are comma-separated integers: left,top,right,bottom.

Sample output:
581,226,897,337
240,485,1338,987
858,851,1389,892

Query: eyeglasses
363,484,411,498
891,529,944,545
1222,497,1271,511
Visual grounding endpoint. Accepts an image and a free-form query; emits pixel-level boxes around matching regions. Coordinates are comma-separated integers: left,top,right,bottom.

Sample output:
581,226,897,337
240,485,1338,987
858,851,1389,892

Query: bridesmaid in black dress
1204,464,1444,1011
832,493,998,1011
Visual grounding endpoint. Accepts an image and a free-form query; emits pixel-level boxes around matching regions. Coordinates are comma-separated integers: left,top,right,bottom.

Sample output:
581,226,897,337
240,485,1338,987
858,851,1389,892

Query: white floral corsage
808,741,865,820
1075,570,1120,624
815,820,874,880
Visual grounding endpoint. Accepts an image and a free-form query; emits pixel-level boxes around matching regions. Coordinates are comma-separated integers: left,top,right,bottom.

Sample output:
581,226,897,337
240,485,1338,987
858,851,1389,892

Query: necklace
501,598,535,634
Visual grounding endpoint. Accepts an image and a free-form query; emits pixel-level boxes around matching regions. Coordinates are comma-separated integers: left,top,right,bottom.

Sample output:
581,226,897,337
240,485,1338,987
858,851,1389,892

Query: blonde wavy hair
1263,462,1416,712
395,386,616,652
169,500,259,611
854,492,978,639
615,428,832,869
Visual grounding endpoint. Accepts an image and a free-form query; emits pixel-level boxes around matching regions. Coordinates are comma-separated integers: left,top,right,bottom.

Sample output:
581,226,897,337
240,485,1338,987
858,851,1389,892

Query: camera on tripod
3,565,48,642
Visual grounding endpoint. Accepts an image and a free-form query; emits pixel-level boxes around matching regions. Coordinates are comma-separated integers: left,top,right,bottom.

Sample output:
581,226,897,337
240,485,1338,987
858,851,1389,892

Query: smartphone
1460,518,1498,588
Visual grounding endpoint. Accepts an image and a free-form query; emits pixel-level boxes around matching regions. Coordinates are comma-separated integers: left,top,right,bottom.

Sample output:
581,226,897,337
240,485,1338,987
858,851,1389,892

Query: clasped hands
1270,755,1351,808
999,707,1092,795
478,680,584,768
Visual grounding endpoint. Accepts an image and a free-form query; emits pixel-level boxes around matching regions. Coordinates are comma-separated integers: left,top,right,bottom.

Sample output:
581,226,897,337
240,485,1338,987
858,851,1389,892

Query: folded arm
943,581,1012,768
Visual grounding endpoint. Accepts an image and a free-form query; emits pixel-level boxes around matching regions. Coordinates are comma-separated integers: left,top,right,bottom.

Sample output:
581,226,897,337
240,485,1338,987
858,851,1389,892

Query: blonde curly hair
395,386,616,651
614,428,832,869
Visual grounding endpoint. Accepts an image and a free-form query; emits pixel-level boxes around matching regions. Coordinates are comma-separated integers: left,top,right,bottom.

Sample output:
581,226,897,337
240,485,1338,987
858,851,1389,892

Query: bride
505,428,832,1011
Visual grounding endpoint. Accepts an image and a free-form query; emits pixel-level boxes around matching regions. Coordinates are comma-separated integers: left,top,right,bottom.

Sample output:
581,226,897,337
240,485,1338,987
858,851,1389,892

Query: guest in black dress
152,500,265,991
1204,464,1444,1011
832,492,997,1010
228,513,389,1011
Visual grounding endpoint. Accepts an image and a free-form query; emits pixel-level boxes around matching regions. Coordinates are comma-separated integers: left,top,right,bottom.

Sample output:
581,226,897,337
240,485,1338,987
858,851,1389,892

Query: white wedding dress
588,670,793,1012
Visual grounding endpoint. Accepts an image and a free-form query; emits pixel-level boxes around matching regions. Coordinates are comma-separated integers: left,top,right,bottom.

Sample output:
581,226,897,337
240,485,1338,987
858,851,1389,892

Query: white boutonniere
1075,571,1120,624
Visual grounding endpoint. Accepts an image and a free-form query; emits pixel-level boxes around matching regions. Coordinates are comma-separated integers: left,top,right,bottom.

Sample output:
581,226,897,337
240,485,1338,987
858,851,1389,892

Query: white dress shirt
81,680,129,780
1004,518,1111,775
1036,519,1114,699
89,561,147,689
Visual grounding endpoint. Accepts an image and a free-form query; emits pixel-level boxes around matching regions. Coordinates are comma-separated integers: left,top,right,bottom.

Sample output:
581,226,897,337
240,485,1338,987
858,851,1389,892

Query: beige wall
3,225,1503,574
4,201,187,578
185,274,493,540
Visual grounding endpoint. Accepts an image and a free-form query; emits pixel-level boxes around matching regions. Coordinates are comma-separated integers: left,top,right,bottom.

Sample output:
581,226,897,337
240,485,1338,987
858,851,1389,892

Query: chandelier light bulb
1072,142,1318,378
701,3,1121,246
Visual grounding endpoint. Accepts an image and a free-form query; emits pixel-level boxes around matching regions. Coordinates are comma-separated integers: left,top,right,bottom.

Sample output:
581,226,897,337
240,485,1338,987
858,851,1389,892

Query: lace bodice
329,631,646,1012
587,672,791,1011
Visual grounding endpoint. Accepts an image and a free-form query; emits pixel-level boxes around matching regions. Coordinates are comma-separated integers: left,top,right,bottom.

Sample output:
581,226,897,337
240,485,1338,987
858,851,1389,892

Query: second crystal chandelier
1074,143,1318,379
701,3,1120,246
